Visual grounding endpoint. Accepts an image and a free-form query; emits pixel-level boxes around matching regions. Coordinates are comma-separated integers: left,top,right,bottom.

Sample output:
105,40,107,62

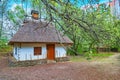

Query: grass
0,46,12,57
0,47,12,53
70,56,88,62
70,52,114,62
87,52,113,57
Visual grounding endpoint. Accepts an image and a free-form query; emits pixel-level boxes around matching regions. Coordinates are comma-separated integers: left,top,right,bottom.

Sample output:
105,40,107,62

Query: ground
0,54,120,80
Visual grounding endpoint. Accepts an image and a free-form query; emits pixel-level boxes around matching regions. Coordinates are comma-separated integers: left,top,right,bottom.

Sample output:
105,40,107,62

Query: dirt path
0,57,8,70
0,54,120,80
108,53,120,65
91,53,120,65
90,53,120,78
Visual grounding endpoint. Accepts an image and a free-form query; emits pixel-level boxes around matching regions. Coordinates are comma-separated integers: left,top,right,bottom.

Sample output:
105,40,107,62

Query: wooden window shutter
34,47,42,55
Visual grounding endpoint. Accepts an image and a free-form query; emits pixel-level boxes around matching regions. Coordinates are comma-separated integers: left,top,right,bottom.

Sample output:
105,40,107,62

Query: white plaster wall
13,46,47,61
13,43,68,61
55,44,67,58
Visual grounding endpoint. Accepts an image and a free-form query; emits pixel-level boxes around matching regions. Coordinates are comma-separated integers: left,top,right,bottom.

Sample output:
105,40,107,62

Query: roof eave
8,41,73,45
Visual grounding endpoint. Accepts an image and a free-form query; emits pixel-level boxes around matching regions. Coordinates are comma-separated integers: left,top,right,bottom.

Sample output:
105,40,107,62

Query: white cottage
8,20,73,61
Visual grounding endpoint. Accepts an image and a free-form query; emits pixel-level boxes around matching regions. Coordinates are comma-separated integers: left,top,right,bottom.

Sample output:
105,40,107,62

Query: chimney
31,10,39,20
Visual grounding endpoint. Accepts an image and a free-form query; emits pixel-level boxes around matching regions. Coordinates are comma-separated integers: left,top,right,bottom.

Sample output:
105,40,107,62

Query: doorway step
47,60,56,64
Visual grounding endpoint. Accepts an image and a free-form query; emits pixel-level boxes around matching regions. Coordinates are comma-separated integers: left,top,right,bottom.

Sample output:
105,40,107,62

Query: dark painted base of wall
8,57,70,67
8,59,47,67
55,57,70,62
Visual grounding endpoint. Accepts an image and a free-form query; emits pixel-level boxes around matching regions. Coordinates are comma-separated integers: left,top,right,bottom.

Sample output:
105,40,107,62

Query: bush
0,38,12,53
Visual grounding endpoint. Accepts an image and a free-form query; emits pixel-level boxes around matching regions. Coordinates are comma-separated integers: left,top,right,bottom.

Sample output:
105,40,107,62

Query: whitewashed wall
13,43,67,61
55,44,67,58
13,43,47,61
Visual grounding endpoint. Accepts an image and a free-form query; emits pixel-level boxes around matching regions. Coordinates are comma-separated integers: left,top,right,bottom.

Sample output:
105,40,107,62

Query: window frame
34,47,42,55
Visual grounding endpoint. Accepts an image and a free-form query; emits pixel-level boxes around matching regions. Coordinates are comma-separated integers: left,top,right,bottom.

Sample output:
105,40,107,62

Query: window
15,47,17,55
34,47,42,55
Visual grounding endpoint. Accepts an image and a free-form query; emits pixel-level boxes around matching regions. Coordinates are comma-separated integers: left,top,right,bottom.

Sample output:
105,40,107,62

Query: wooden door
47,44,55,60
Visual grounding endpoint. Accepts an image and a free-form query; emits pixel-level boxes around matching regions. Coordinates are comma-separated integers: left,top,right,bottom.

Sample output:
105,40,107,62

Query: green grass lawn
70,52,114,62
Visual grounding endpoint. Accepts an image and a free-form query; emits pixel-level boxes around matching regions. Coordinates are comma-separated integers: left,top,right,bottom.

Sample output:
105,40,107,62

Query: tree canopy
0,0,120,54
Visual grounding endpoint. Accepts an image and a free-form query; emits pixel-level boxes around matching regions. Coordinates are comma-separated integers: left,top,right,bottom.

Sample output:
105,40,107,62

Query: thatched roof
8,21,73,45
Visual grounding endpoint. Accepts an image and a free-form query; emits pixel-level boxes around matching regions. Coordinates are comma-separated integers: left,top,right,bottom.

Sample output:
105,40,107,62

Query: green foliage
6,0,120,56
62,2,117,55
118,48,120,52
7,5,25,25
0,37,12,52
84,52,113,58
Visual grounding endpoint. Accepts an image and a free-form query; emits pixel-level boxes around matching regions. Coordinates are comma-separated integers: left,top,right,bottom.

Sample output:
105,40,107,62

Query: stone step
47,60,56,64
